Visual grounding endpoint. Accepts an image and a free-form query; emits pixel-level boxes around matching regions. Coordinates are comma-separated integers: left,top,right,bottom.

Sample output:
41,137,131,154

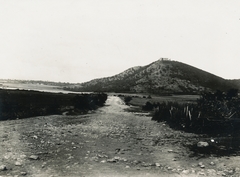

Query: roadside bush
152,89,240,135
0,89,107,120
124,96,132,105
74,93,107,110
147,95,152,99
142,102,153,111
142,102,160,111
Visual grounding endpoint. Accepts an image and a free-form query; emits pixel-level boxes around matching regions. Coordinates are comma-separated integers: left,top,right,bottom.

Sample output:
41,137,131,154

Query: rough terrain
1,96,240,177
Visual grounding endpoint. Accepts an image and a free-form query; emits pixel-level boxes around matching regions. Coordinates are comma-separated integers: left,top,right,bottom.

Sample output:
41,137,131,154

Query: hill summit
66,59,237,94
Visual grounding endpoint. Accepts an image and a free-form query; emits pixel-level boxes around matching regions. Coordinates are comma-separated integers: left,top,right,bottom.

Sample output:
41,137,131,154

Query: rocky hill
65,59,239,94
229,79,240,89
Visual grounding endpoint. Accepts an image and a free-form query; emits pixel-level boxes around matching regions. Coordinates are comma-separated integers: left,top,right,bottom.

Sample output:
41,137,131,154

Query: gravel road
1,96,240,177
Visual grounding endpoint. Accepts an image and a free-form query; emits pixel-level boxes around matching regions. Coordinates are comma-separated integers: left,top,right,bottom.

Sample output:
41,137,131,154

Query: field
128,95,199,107
0,79,91,94
0,81,58,91
0,80,86,94
108,92,199,105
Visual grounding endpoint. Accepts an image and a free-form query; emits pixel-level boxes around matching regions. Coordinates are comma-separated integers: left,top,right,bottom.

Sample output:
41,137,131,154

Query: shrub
124,96,132,105
152,89,240,135
147,95,152,99
0,89,107,120
142,102,153,111
142,102,160,111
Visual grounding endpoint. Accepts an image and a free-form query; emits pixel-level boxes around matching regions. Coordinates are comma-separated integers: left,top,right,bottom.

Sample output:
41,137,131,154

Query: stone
120,158,128,162
207,169,216,175
107,158,117,163
235,167,240,172
191,169,196,174
197,141,209,148
29,155,39,160
198,162,203,166
100,160,106,163
20,154,27,158
198,162,205,168
114,156,121,160
20,172,27,176
0,165,7,171
142,163,151,167
97,154,104,158
182,170,190,174
155,163,161,167
210,162,215,166
133,160,141,164
227,169,234,175
15,162,22,166
115,148,121,154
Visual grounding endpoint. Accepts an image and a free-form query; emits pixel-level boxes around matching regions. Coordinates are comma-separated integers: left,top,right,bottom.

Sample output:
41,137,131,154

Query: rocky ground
1,96,240,177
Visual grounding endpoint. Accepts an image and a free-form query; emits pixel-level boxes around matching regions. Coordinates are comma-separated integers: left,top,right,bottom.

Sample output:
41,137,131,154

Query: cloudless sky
0,0,240,83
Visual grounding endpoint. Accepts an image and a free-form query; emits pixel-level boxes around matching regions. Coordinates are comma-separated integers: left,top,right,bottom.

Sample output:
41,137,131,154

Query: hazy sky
0,0,240,83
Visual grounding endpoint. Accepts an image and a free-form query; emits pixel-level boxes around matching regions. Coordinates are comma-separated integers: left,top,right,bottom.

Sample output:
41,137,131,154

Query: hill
229,79,240,89
64,59,239,94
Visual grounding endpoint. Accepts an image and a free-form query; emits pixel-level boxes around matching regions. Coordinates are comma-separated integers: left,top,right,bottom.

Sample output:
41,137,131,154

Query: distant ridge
65,59,239,94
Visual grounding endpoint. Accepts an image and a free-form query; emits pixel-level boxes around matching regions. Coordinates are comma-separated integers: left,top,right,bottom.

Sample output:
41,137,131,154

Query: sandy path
0,96,240,177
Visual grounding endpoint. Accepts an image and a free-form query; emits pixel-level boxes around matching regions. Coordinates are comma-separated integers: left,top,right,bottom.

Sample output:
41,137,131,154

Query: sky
0,0,240,83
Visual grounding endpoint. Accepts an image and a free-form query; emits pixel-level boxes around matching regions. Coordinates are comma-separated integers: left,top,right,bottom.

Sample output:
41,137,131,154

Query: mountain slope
66,59,238,94
229,79,240,89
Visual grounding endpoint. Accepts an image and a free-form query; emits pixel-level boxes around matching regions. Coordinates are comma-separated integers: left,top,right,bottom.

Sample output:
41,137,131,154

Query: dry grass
128,95,199,107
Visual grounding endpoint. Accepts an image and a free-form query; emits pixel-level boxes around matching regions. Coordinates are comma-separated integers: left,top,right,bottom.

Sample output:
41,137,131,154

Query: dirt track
1,96,240,177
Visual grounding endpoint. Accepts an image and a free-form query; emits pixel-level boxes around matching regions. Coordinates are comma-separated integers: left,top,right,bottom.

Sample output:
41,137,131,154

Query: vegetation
128,94,199,107
169,61,237,92
124,96,132,105
152,89,240,135
0,89,107,120
142,101,159,111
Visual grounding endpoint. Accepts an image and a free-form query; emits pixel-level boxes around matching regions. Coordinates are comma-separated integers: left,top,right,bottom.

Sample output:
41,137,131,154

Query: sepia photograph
0,0,240,176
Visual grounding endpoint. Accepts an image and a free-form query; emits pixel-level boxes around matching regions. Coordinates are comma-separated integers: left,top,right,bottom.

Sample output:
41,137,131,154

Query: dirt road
1,96,240,177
